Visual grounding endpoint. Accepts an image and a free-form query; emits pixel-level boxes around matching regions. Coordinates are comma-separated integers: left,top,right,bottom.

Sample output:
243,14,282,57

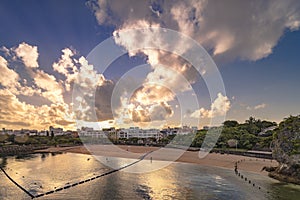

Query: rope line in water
0,151,153,199
0,166,35,199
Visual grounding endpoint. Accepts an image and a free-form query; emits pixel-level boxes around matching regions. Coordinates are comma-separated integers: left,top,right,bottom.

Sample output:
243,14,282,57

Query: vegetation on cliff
271,115,300,184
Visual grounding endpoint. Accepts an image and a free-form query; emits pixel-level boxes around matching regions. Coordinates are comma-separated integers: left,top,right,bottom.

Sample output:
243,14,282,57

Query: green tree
273,115,300,165
271,115,300,183
223,120,239,128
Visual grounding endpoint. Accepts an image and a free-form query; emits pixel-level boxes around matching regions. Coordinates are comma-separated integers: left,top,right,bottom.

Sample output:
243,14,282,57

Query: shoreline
35,145,278,176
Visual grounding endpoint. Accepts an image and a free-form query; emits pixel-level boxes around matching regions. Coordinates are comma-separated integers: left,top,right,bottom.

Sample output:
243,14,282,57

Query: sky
0,0,300,130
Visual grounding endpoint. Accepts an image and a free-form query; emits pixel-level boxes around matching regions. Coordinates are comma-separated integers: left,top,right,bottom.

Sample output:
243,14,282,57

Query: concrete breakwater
0,145,49,156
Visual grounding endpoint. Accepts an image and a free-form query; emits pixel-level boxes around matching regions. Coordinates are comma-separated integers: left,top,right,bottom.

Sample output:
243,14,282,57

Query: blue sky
221,30,300,122
0,0,300,130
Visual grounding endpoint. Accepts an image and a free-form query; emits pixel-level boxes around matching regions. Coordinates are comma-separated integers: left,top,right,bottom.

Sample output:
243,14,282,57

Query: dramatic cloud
0,56,19,88
2,1,298,129
103,81,175,126
53,48,78,91
0,43,105,130
89,0,300,61
75,56,105,89
53,48,115,123
0,89,74,130
87,0,300,127
14,42,39,68
131,84,174,106
112,21,197,125
129,88,174,123
33,70,64,103
190,93,231,118
94,79,115,121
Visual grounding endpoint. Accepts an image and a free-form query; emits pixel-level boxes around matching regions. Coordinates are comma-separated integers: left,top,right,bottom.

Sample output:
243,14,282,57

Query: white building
13,130,22,135
118,127,161,140
38,130,48,136
176,126,193,135
160,126,197,137
49,126,64,136
0,128,14,135
78,127,106,138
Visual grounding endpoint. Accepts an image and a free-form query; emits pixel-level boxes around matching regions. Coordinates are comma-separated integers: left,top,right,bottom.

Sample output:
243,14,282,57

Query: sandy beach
36,145,278,176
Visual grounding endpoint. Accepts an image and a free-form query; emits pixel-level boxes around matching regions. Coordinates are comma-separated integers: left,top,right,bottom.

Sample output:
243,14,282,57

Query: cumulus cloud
131,84,174,106
130,98,174,123
110,81,175,126
0,56,19,88
0,42,116,130
33,70,64,103
149,101,173,121
112,21,198,125
53,48,106,91
0,44,94,130
255,103,267,110
89,0,300,61
210,93,231,116
70,54,116,123
14,42,39,68
247,103,267,110
94,79,115,121
0,89,74,130
75,56,105,89
87,0,300,126
190,93,231,119
52,48,78,91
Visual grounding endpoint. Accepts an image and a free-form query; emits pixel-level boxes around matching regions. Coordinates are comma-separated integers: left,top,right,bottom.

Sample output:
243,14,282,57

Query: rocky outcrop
271,115,300,185
269,164,300,185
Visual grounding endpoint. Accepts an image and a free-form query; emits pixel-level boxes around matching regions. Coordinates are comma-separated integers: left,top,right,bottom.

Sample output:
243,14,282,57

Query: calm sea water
0,153,299,200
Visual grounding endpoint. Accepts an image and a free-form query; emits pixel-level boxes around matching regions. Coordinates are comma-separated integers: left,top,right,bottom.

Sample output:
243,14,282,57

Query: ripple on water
0,153,300,200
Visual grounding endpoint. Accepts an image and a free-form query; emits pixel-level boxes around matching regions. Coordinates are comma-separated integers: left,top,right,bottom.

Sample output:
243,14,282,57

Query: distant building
177,125,193,135
78,127,106,138
102,127,117,140
49,126,63,136
160,126,197,138
27,129,38,136
13,130,22,135
0,129,14,135
118,127,161,140
38,130,48,136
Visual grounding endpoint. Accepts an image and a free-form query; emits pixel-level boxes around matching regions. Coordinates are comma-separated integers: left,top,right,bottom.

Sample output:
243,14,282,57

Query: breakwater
0,145,48,156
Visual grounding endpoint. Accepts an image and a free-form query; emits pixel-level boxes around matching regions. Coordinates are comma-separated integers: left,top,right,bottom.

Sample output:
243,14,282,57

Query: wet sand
36,145,278,176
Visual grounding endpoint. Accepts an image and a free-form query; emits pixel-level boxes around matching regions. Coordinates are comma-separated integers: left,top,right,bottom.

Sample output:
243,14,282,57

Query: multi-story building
118,127,161,140
0,128,13,135
38,130,48,136
49,126,63,136
78,127,106,138
161,126,197,137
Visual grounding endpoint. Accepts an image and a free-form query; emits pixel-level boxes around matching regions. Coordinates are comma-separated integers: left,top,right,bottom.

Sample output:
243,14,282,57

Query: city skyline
0,0,300,130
